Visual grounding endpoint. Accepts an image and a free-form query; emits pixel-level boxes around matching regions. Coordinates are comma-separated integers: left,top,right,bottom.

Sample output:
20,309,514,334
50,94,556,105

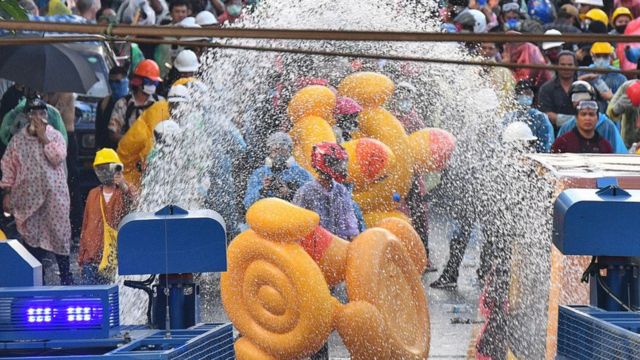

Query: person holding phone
0,97,74,285
79,148,136,285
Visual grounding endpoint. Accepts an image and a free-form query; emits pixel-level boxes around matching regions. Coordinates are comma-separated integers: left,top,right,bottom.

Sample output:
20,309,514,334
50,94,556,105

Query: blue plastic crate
557,305,640,359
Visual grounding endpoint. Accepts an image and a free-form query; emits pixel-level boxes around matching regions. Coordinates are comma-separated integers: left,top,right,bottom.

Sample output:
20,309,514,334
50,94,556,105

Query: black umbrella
0,43,98,93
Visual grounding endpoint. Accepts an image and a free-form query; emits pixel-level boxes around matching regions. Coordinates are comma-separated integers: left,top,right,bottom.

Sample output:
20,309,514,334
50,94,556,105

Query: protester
0,97,73,285
578,42,626,111
108,60,163,144
502,34,553,91
541,29,565,65
543,4,581,33
552,100,614,153
244,132,312,209
504,80,555,152
607,80,640,148
79,149,135,284
294,142,359,240
557,80,627,153
97,66,129,150
538,50,577,130
611,7,633,35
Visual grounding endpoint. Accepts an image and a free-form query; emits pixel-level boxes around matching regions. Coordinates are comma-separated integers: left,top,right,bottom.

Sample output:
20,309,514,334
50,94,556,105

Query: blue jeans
81,264,111,285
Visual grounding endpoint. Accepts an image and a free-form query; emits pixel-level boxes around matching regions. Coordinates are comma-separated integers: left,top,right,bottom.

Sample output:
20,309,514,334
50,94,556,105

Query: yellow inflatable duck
287,72,455,226
221,198,430,360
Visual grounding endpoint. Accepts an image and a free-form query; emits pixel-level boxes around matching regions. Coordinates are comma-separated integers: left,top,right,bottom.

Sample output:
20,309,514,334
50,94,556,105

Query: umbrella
0,43,98,93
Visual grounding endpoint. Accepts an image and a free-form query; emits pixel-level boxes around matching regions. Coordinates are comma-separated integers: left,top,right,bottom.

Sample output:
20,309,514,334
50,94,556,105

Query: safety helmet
570,80,596,102
178,17,197,27
626,81,640,107
503,122,537,142
196,10,218,26
311,142,348,183
23,96,47,113
133,59,162,82
454,9,487,33
174,50,200,73
585,8,609,27
542,29,564,50
154,120,180,139
527,0,555,24
93,148,123,167
591,42,614,55
167,85,190,103
612,7,633,23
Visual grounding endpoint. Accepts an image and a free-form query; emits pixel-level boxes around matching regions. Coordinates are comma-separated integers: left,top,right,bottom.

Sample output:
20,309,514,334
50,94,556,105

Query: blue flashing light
22,299,104,327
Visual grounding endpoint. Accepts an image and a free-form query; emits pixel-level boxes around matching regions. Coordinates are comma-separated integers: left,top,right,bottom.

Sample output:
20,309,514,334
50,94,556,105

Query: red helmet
626,80,640,107
311,142,348,183
133,59,162,82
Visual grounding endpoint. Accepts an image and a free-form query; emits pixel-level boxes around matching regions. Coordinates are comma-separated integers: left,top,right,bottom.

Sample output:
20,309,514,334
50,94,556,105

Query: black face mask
616,25,628,34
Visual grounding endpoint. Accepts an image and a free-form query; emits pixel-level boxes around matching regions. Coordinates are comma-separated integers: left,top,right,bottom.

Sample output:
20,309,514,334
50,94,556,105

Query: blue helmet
527,0,555,24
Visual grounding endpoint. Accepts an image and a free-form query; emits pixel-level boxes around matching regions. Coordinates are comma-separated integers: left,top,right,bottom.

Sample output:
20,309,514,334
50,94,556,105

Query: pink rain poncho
503,41,553,89
0,126,71,256
617,18,640,71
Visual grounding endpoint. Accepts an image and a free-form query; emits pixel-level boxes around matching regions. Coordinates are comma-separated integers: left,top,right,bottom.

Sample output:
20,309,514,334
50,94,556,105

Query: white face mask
593,57,610,68
142,84,157,95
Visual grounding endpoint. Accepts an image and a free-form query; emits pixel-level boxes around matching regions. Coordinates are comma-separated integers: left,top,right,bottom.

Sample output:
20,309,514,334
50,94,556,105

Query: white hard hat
468,9,487,33
397,81,418,93
542,29,565,50
575,0,604,6
196,11,218,26
178,16,197,27
503,122,537,143
174,50,200,73
167,85,190,103
154,120,180,138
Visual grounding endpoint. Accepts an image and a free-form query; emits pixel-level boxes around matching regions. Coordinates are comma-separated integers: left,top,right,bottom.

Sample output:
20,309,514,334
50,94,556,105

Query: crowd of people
2,0,640,326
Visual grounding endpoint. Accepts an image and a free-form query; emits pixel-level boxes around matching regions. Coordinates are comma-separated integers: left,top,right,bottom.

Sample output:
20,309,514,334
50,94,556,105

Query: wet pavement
39,210,482,360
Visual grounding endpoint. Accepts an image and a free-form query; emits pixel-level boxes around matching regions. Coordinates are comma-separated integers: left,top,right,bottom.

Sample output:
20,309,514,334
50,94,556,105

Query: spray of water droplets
118,0,561,357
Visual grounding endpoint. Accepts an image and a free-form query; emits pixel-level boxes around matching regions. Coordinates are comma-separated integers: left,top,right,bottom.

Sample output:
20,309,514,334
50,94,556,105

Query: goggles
576,100,598,110
502,2,520,13
571,92,593,103
142,77,160,87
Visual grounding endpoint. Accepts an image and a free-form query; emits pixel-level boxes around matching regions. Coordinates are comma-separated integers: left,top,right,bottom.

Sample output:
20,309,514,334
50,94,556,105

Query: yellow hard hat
93,148,122,167
591,42,615,55
586,8,609,27
612,7,633,23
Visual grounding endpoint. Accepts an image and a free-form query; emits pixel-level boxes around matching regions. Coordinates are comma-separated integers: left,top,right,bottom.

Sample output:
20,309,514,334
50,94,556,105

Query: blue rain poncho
244,160,312,210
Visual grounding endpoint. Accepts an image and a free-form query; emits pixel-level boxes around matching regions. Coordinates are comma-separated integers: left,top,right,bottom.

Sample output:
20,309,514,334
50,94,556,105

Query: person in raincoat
293,142,359,240
558,80,628,153
79,149,136,285
0,97,73,284
501,33,554,91
244,132,312,209
0,97,68,147
577,42,627,112
607,79,640,148
503,80,555,153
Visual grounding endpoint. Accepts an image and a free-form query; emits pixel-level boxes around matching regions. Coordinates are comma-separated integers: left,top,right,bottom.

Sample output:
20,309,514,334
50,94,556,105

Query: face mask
142,84,156,95
109,79,129,100
227,4,242,17
581,19,591,31
397,99,413,113
516,95,534,107
593,57,610,68
616,25,628,34
546,49,560,64
504,19,521,31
